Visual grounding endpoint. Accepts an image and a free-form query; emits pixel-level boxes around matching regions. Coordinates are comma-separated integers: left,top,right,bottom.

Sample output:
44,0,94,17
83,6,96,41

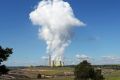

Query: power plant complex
30,0,84,68
48,55,64,67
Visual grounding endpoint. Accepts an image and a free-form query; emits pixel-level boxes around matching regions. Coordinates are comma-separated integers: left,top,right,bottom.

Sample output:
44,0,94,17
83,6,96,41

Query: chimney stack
49,54,51,66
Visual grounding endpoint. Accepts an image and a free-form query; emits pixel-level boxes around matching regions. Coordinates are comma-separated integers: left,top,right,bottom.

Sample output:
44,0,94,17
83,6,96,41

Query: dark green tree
0,46,13,75
92,69,104,80
0,65,9,75
74,60,104,80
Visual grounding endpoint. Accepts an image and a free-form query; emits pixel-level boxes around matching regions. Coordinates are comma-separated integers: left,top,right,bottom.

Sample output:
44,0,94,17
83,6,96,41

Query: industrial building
48,55,64,67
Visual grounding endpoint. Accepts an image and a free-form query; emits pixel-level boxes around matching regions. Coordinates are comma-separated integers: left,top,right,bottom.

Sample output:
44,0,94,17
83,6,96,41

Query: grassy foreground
1,67,120,80
103,69,120,80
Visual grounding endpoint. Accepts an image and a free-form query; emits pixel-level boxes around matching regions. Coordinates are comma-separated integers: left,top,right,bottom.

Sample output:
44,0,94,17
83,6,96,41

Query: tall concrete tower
48,55,64,67
48,54,51,66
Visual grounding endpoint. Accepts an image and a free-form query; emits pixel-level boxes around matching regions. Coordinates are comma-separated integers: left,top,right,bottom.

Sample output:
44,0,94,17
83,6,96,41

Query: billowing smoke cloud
29,0,85,62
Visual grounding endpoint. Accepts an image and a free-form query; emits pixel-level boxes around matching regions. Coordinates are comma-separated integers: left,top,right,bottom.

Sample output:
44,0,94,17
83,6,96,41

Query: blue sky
0,0,120,66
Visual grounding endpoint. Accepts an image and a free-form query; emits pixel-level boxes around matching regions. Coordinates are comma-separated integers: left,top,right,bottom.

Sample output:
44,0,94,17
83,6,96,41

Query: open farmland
0,67,74,80
103,69,120,80
0,66,120,80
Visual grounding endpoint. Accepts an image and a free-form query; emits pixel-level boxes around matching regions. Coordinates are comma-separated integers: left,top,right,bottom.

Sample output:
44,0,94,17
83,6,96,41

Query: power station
48,54,64,67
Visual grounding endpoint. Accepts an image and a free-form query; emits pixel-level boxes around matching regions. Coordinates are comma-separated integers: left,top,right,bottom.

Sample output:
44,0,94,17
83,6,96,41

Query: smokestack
52,61,55,67
49,54,51,66
60,61,62,67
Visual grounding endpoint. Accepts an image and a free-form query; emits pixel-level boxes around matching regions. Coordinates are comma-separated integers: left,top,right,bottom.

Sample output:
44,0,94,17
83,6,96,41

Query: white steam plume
29,0,85,61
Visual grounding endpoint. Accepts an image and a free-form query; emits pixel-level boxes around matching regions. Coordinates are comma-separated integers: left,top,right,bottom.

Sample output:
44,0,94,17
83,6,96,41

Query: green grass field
103,69,120,80
1,67,120,80
29,67,120,80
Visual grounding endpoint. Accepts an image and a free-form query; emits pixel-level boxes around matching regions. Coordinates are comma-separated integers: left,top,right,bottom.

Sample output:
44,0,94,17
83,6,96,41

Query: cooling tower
48,55,64,67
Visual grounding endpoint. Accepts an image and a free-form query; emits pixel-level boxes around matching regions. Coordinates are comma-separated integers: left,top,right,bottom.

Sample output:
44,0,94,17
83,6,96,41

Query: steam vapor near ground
29,0,85,62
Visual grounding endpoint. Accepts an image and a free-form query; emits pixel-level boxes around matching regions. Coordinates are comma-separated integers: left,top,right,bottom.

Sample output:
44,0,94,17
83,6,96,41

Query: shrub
0,65,9,75
37,74,42,79
74,60,104,80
